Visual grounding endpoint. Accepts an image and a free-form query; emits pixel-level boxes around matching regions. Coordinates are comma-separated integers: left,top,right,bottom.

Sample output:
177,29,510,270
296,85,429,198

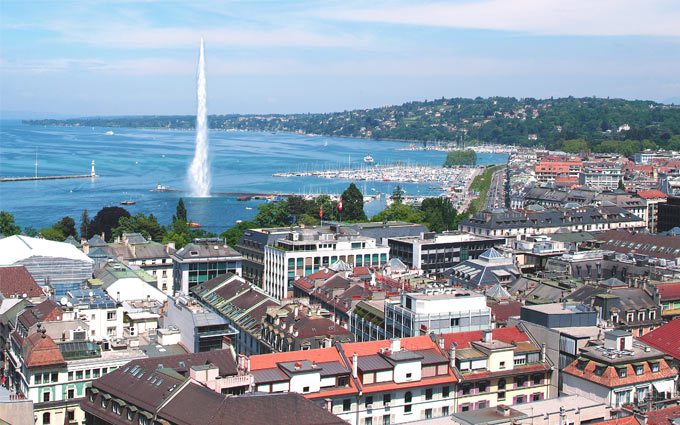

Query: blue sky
1,0,679,117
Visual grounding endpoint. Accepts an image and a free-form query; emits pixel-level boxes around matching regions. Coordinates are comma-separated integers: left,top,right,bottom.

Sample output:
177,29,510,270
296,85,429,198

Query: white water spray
188,38,211,197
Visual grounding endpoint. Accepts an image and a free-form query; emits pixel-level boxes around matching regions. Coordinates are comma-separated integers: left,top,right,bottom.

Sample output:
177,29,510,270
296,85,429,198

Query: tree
444,150,476,167
0,211,21,236
112,213,166,242
340,183,367,221
174,198,188,223
420,197,457,232
391,185,405,204
90,206,131,241
220,220,257,248
371,203,424,224
39,226,65,241
561,139,589,153
80,209,91,239
54,216,77,239
618,178,626,191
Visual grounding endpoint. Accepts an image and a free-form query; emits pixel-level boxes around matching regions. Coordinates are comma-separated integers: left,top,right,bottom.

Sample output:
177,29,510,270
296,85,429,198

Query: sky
1,0,680,117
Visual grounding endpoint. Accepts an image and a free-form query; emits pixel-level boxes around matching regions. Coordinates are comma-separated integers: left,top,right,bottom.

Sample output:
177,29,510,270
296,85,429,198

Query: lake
0,121,507,234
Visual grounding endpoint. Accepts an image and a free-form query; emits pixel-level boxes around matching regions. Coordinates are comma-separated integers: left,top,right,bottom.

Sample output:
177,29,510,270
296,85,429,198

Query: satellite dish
60,297,68,306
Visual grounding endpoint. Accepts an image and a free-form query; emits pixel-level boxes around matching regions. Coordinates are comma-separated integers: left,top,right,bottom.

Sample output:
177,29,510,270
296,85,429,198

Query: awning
652,380,675,394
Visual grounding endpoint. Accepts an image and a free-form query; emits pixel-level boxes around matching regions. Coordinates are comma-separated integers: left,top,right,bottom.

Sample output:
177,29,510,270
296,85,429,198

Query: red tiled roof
562,356,677,388
341,335,437,357
0,266,44,298
646,405,680,425
440,327,529,350
639,318,680,360
249,347,343,371
351,267,371,277
23,332,65,368
636,190,668,199
655,282,680,301
592,416,640,425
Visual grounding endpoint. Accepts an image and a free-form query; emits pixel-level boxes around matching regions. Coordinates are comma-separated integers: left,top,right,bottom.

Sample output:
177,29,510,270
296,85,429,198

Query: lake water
0,121,507,234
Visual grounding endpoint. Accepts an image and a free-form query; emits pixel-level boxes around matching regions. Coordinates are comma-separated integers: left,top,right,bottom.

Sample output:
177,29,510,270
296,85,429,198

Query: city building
459,206,645,239
569,283,662,337
658,196,680,232
595,231,680,267
81,350,345,425
60,288,124,341
384,289,492,339
511,235,568,273
637,190,668,232
387,232,505,275
7,325,145,425
447,248,521,289
579,164,625,191
164,295,239,353
562,331,677,410
238,222,424,290
0,265,46,303
0,385,33,425
190,273,279,354
652,281,680,319
263,228,389,300
94,261,167,304
350,299,391,342
171,238,243,295
108,233,175,295
639,319,680,365
0,235,94,293
442,327,553,412
261,301,355,352
534,158,583,184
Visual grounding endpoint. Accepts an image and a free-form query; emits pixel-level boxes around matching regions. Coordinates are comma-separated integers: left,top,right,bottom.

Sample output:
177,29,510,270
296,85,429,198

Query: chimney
352,353,358,378
294,305,299,317
497,405,511,417
449,343,457,368
438,336,445,349
390,338,401,352
482,329,492,343
166,241,175,251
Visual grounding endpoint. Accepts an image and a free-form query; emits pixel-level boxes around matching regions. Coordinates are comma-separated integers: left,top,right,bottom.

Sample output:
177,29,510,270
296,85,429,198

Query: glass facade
188,261,239,286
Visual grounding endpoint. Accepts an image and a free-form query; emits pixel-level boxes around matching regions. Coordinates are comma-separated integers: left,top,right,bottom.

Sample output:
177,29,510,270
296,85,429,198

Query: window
88,391,96,402
93,369,100,378
515,376,527,388
531,393,543,402
68,371,73,381
85,370,91,379
76,371,83,380
425,388,433,400
107,327,117,337
478,381,489,393
43,413,51,424
366,418,373,425
516,395,525,404
404,392,413,413
127,410,134,421
405,372,412,380
649,311,656,320
383,393,391,405
425,408,433,419
139,417,149,425
107,311,117,321
343,399,351,412
498,379,506,390
450,318,460,327
514,357,526,366
113,403,122,415
51,372,58,382
461,384,471,395
365,396,373,408
443,406,450,416
617,367,627,378
382,415,391,425
498,391,506,401
34,374,41,384
442,386,450,398
594,366,606,376
478,400,488,409
634,365,644,375
68,388,75,399
650,362,660,373
67,410,75,422
337,376,349,387
533,374,543,385
499,361,506,369
43,391,50,402
101,398,108,408
302,386,310,393
461,404,470,412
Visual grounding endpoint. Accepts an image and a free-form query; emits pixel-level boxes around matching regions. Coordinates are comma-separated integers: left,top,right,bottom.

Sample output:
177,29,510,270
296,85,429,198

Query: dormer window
650,362,660,373
617,367,627,378
634,365,644,375
594,365,606,376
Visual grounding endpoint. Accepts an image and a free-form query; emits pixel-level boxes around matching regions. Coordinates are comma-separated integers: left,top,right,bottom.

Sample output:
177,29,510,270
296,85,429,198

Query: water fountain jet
188,38,211,197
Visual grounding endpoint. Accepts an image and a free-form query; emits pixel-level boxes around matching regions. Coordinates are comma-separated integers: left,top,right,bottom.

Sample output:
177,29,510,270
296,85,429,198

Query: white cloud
318,0,680,37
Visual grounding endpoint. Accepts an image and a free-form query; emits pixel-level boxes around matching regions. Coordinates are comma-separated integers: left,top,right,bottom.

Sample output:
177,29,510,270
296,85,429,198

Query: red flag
319,206,323,218
337,200,343,212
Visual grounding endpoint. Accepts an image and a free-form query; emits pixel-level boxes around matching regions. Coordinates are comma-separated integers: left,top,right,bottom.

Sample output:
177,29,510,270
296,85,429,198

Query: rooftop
0,235,94,265
0,265,44,298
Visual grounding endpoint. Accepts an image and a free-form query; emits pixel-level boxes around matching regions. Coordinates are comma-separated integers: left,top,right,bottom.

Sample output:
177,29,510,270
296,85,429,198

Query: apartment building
171,238,243,295
263,229,389,300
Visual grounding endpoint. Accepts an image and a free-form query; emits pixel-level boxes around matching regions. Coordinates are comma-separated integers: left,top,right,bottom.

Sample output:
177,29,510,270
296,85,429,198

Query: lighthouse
91,160,96,177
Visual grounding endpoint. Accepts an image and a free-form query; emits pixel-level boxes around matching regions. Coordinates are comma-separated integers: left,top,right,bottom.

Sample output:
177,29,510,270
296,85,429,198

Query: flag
337,200,343,212
319,206,323,218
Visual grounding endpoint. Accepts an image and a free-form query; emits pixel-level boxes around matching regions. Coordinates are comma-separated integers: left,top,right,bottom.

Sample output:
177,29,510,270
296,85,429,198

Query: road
484,168,507,210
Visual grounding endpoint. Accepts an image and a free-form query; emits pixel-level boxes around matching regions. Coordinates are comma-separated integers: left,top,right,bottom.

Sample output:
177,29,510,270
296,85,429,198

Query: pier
0,161,97,183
